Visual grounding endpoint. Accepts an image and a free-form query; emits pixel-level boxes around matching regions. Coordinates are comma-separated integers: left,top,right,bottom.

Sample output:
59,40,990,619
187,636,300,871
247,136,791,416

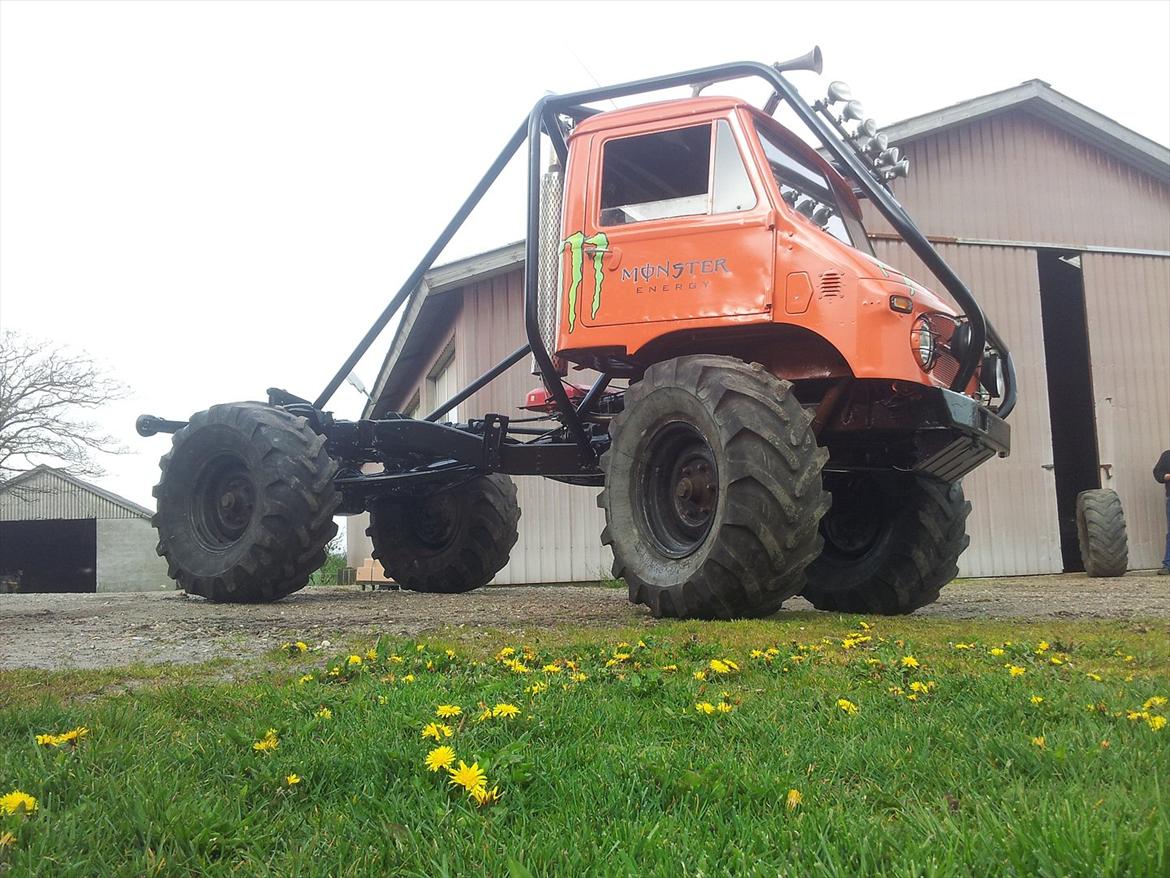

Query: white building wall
95,518,172,592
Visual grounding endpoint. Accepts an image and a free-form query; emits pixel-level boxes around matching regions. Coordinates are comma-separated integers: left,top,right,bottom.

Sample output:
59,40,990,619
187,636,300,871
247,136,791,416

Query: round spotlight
842,100,867,122
827,81,853,104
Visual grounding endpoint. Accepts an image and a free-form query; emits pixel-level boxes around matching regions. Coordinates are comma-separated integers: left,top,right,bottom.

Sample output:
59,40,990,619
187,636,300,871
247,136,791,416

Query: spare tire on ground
1076,488,1128,577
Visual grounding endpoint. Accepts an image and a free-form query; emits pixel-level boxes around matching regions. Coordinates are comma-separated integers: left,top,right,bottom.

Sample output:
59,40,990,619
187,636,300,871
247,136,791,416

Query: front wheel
600,355,829,620
152,402,340,602
801,474,970,614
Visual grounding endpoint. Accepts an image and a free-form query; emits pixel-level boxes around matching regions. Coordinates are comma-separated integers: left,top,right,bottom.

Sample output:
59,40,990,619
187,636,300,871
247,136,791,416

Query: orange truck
139,49,1014,619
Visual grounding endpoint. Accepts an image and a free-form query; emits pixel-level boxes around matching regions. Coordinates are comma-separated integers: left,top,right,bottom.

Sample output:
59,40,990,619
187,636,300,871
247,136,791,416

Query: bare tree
0,330,127,481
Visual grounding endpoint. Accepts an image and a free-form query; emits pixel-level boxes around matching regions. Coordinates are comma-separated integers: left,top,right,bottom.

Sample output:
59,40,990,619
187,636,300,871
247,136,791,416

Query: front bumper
914,389,1010,482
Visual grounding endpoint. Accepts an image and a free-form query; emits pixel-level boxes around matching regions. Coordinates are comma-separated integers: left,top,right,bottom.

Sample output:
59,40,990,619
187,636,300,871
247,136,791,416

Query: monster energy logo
562,231,609,333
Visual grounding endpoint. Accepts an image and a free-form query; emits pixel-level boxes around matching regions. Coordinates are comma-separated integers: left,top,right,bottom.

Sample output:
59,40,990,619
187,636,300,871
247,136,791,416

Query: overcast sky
2,0,1168,509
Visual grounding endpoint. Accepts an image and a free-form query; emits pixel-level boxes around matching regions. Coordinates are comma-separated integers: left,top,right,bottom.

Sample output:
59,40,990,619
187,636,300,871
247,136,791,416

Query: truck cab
556,96,972,396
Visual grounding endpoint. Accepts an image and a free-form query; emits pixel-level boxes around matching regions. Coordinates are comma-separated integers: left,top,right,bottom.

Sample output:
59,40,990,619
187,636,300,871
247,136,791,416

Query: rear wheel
367,474,520,593
600,355,829,620
1076,489,1128,577
152,402,340,602
801,474,970,614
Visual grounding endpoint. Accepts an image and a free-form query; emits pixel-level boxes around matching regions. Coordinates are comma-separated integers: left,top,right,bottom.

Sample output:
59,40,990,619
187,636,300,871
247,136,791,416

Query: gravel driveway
1,572,1167,671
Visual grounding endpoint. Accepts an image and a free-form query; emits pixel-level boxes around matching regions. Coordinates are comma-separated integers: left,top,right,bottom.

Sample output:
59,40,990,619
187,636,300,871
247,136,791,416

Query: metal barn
346,80,1170,582
0,466,171,593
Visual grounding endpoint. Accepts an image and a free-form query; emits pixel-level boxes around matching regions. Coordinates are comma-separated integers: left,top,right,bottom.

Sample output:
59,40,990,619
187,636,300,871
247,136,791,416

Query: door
572,116,774,331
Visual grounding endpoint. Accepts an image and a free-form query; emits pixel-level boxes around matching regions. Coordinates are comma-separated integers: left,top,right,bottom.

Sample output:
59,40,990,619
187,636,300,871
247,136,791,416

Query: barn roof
881,79,1170,183
0,465,153,521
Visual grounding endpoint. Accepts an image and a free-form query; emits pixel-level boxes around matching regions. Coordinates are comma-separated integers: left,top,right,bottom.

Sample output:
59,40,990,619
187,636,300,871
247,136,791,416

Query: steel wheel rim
638,421,718,559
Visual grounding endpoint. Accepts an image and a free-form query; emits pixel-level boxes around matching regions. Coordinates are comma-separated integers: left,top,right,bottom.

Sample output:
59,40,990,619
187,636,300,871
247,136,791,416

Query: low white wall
95,518,172,592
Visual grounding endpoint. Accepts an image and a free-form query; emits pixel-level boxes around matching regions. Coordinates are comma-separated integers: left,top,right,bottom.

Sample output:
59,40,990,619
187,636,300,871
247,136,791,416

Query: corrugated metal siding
1081,253,1170,568
865,111,1170,251
871,240,1063,576
0,470,145,521
454,269,611,584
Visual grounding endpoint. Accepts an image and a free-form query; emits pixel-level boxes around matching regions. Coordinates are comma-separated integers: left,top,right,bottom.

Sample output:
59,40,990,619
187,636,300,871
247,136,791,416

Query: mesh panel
533,169,566,376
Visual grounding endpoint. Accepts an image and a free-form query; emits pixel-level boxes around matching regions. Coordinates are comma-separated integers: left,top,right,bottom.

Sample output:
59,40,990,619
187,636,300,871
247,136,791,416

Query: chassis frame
138,57,1016,511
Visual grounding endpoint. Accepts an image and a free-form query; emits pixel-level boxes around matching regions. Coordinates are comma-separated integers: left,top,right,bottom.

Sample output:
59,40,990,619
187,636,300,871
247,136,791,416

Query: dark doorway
1037,250,1100,571
0,519,97,593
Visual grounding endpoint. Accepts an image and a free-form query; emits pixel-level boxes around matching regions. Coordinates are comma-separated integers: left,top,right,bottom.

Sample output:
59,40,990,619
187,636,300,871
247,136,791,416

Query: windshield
755,124,871,253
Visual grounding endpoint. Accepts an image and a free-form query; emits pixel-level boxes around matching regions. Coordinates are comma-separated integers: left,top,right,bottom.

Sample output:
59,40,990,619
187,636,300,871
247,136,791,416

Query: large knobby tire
599,355,829,620
1076,489,1128,577
367,474,520,593
152,402,340,602
801,475,970,614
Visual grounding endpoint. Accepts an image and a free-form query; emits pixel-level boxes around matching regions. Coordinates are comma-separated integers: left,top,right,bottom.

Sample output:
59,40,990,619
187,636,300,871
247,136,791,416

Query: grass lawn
1,614,1167,877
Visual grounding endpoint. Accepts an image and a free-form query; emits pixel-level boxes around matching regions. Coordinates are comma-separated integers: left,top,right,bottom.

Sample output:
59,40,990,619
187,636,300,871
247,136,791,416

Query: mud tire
801,475,970,614
367,474,520,593
152,402,340,603
1076,488,1128,577
599,355,829,620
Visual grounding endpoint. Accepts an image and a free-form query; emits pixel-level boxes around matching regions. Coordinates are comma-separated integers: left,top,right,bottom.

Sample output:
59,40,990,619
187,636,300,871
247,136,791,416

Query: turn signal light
889,295,913,313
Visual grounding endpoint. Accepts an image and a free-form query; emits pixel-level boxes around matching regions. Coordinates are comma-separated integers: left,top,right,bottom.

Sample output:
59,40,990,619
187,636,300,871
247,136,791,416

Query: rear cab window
599,120,756,227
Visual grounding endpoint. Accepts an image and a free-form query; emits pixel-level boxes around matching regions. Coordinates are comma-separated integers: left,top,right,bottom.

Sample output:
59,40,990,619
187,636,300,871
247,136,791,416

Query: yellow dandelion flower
909,681,930,694
421,722,453,741
1147,715,1167,732
1007,665,1026,677
365,648,378,661
693,670,707,681
284,774,301,786
1036,641,1050,653
901,656,920,669
570,672,588,683
717,702,733,713
436,705,462,718
750,649,765,659
953,643,974,650
1031,736,1046,748
1049,656,1064,666
989,648,1005,657
888,686,904,696
471,784,502,807
252,729,279,753
858,621,872,631
448,760,487,794
416,643,426,652
492,703,520,719
1125,710,1149,722
836,698,859,716
527,681,549,695
402,674,415,683
709,659,738,674
1086,673,1102,682
1030,695,1045,705
294,641,308,652
765,647,780,657
496,647,516,660
347,655,362,667
1142,696,1167,711
1124,655,1134,662
425,745,457,772
327,667,341,677
542,663,562,674
297,674,315,685
612,652,632,662
315,707,333,720
906,693,919,702
695,702,716,715
426,660,435,671
0,791,37,816
390,654,404,664
786,788,802,811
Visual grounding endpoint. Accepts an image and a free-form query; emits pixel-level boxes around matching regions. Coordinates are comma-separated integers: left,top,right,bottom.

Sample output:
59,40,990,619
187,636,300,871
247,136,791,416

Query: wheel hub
191,456,256,549
639,422,719,559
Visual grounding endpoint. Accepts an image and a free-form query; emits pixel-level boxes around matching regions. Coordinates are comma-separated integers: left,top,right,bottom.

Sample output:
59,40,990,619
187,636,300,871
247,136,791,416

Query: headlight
910,316,937,371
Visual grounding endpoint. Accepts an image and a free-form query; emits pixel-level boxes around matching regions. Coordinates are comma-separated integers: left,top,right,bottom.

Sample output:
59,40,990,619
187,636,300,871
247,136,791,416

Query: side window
598,120,755,227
